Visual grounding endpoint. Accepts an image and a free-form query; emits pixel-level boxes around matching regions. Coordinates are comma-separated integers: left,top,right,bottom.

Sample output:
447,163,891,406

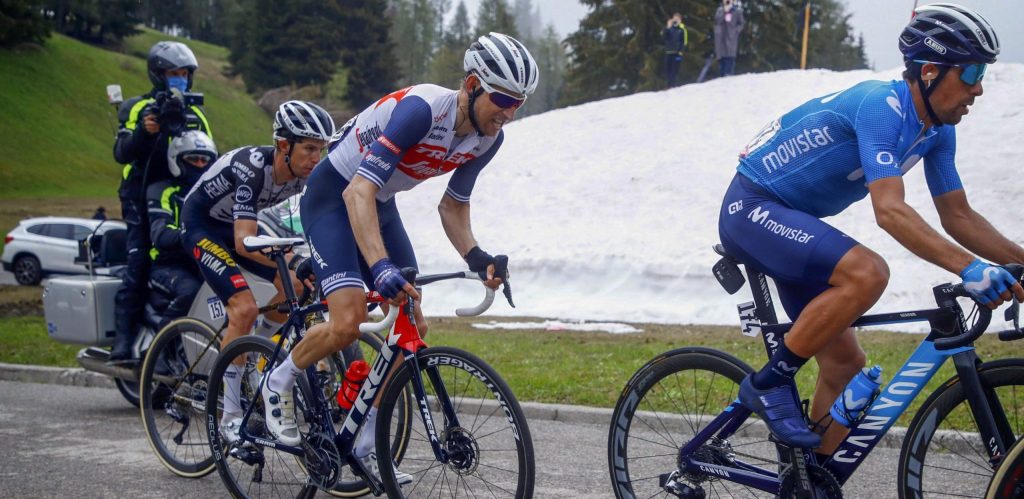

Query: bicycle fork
405,352,465,465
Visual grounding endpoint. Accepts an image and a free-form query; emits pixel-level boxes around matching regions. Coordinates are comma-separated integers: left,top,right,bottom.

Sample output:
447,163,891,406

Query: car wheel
13,255,42,285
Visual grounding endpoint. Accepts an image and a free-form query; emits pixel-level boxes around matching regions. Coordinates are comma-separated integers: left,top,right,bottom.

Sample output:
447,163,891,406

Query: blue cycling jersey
737,79,962,218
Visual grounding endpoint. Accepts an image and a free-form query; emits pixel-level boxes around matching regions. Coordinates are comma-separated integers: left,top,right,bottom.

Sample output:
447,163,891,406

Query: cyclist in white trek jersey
262,33,539,483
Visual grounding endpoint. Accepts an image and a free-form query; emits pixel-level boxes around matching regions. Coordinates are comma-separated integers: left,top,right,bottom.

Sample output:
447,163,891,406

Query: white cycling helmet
273,100,336,142
167,130,217,179
463,32,539,96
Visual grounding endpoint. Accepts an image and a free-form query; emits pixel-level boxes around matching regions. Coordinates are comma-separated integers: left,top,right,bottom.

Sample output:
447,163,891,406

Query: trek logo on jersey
746,207,816,244
355,125,383,153
760,126,835,174
398,144,476,180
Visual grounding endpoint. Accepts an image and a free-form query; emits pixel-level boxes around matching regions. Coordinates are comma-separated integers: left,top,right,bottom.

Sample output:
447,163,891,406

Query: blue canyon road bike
608,244,1024,498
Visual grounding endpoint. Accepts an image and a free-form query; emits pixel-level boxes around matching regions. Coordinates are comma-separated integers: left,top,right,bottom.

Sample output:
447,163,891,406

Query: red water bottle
337,360,370,410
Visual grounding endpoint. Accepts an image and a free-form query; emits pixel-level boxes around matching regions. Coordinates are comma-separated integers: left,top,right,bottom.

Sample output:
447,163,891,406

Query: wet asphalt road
0,380,913,498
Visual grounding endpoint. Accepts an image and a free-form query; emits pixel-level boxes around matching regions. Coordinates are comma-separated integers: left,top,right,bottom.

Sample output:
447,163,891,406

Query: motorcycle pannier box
42,275,120,346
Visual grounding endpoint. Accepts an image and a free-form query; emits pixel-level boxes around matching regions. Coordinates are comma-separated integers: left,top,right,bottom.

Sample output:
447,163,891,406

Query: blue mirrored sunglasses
915,60,987,86
957,63,987,85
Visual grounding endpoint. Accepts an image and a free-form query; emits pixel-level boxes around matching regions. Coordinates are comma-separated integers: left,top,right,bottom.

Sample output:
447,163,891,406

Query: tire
115,377,142,407
987,436,1024,499
139,317,220,478
898,359,1024,498
608,347,782,499
12,254,41,285
206,335,316,499
375,346,535,498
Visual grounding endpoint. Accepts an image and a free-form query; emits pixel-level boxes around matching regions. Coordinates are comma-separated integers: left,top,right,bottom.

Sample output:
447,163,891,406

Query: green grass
0,30,270,199
0,316,80,367
5,313,1024,428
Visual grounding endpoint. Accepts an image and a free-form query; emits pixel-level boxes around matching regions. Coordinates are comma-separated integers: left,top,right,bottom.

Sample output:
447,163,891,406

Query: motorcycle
41,200,299,407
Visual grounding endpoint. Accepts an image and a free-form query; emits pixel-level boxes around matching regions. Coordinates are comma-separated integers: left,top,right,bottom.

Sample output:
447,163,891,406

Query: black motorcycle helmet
147,41,199,92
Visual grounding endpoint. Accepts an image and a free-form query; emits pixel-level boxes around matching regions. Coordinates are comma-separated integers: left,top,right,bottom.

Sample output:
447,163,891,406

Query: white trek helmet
463,32,539,96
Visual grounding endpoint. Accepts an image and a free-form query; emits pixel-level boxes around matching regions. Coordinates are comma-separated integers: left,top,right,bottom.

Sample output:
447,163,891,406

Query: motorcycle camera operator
109,41,212,364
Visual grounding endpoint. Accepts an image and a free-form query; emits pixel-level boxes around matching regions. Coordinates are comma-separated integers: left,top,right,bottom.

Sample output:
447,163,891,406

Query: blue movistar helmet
899,3,1000,65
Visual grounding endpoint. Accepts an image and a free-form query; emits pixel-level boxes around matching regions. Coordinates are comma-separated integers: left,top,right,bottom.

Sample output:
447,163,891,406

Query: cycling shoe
739,374,821,449
261,382,301,446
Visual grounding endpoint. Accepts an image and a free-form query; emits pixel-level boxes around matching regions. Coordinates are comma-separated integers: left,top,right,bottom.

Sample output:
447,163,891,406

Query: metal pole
800,1,811,69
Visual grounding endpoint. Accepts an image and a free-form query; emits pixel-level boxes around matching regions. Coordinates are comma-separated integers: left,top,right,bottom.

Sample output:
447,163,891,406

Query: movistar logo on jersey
746,207,816,244
760,126,835,174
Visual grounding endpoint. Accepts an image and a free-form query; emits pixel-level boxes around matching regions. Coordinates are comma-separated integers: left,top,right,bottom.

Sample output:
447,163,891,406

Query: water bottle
337,360,370,410
829,365,882,427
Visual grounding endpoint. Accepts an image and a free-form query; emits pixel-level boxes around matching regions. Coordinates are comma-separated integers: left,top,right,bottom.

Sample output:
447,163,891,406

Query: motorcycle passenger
110,41,212,364
180,100,335,442
146,131,217,331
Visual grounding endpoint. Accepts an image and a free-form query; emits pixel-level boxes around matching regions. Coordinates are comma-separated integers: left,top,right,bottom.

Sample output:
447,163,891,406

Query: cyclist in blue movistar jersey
261,32,538,482
718,3,1024,452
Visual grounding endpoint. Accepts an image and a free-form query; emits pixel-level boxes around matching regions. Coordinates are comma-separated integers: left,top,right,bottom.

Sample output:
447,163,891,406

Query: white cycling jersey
324,84,502,203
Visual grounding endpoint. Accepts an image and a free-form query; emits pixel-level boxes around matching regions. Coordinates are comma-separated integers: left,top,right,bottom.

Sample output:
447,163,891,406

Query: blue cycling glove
370,258,408,300
960,258,1016,304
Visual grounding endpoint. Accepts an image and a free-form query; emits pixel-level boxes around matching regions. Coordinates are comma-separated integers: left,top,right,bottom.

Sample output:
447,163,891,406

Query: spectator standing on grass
714,0,745,77
663,12,689,88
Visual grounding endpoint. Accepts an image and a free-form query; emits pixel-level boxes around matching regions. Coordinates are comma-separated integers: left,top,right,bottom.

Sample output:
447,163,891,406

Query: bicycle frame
679,266,1017,493
230,249,492,493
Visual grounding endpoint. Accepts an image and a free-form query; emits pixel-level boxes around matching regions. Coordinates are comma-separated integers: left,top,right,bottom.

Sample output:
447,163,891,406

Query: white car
2,217,127,285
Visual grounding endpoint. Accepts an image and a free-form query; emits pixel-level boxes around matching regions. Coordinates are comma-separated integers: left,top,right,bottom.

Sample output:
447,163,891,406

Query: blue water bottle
830,365,882,427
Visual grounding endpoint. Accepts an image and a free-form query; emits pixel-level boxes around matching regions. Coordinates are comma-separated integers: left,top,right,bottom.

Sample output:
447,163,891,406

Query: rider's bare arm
438,194,479,258
933,189,1024,265
233,219,276,267
868,176,975,274
438,194,502,288
343,176,389,266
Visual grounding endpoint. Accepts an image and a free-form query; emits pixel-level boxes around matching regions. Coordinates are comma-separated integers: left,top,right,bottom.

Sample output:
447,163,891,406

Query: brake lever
476,255,515,308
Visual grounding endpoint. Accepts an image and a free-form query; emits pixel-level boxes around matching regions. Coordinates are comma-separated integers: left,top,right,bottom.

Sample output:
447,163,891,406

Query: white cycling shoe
359,452,413,485
261,382,302,446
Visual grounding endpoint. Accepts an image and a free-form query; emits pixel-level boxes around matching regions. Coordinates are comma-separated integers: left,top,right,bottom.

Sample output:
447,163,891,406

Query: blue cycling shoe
739,374,821,449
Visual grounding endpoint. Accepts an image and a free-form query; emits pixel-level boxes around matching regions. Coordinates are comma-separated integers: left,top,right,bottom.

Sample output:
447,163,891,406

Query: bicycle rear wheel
608,347,782,499
899,359,1024,498
207,335,315,499
375,346,535,498
139,317,220,477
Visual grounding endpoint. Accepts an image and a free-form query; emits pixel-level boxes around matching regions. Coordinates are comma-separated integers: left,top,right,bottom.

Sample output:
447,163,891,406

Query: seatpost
273,250,299,305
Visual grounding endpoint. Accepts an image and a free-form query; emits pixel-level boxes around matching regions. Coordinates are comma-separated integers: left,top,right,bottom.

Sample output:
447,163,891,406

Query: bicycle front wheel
375,346,535,498
987,435,1024,499
899,359,1024,498
608,347,782,499
206,335,316,499
139,317,220,478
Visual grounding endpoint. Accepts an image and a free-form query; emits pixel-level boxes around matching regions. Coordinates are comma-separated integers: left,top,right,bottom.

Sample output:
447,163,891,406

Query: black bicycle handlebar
933,263,1024,350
